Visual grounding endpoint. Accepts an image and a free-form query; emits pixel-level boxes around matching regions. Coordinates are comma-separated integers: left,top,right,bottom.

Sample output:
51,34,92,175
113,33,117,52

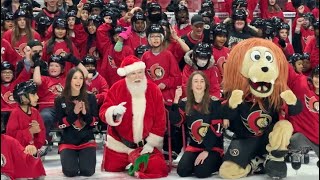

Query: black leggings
60,147,96,177
177,151,222,178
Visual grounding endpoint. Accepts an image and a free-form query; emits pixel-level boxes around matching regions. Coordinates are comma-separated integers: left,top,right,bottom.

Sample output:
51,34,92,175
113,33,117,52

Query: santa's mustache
133,79,142,83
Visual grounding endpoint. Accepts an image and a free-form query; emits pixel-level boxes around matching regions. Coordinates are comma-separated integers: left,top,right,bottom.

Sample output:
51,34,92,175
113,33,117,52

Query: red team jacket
287,65,319,145
142,50,182,105
2,29,41,60
1,134,46,179
6,107,46,149
1,39,20,67
1,68,31,111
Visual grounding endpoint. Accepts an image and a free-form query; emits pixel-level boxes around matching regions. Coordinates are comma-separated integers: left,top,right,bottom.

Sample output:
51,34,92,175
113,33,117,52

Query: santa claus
99,55,168,179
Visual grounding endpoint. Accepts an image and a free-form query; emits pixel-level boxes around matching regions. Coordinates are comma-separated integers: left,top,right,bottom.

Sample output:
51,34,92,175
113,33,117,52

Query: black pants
60,147,96,177
177,151,222,178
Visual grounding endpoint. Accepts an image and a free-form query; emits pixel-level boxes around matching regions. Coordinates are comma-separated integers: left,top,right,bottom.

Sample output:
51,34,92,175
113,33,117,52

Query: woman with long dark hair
54,67,98,177
169,71,228,178
2,8,41,59
41,17,80,73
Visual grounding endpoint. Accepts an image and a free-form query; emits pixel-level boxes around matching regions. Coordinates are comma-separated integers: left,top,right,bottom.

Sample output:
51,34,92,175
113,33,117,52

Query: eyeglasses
1,71,13,75
150,35,161,39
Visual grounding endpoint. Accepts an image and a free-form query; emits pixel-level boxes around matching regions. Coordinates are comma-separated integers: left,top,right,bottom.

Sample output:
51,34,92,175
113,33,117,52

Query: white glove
113,102,127,116
140,143,154,155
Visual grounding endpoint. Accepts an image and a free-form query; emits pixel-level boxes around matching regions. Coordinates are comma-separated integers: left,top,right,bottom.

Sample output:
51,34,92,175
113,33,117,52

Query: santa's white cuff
145,133,164,149
105,106,123,126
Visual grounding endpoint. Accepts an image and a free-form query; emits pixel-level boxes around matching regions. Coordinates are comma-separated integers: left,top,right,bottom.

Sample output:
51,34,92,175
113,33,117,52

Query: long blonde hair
223,38,288,111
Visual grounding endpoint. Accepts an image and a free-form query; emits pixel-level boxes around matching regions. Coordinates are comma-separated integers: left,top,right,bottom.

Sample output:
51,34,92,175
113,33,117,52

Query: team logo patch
241,110,272,136
88,46,100,59
147,63,165,80
1,154,6,167
189,119,210,144
55,49,67,57
17,43,27,57
1,91,15,104
305,95,319,113
48,83,64,95
230,149,239,156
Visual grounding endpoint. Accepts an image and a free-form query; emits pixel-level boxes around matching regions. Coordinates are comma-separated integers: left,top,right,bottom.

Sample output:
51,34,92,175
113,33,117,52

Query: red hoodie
1,134,46,179
287,64,319,145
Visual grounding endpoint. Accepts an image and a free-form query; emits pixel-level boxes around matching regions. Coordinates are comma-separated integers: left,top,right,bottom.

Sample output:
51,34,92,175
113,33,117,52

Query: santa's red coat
99,79,166,154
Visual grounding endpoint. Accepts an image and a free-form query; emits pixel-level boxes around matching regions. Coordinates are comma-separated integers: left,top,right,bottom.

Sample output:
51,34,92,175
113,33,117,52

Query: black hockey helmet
193,42,212,59
251,17,265,29
87,14,103,27
48,54,65,67
135,45,150,57
232,9,247,21
232,0,248,9
302,52,310,60
213,23,228,37
52,18,67,29
82,55,97,67
289,53,303,64
66,9,77,19
146,23,164,37
13,80,37,104
13,8,32,20
278,22,290,31
1,61,15,72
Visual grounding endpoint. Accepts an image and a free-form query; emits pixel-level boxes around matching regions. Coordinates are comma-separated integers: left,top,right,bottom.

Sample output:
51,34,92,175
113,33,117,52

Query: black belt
112,127,146,149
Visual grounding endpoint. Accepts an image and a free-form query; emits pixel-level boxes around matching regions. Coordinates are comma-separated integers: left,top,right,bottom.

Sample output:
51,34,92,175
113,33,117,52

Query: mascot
219,38,302,179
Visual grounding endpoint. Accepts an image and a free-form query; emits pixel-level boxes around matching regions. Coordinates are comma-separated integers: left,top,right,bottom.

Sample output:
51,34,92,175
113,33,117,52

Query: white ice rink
43,142,319,180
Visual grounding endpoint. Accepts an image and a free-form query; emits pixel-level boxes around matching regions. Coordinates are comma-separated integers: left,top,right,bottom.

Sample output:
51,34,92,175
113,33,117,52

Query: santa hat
117,55,146,77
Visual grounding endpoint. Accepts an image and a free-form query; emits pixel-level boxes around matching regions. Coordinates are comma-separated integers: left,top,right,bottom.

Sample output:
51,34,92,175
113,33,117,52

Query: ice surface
43,143,319,180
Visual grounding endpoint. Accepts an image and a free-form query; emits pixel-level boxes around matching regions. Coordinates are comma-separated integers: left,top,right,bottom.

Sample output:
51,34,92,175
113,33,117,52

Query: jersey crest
147,63,165,80
305,95,319,113
241,110,272,136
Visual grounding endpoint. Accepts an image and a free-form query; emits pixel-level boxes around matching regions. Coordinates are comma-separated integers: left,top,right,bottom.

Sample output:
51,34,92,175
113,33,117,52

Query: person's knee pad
219,161,251,179
63,169,79,177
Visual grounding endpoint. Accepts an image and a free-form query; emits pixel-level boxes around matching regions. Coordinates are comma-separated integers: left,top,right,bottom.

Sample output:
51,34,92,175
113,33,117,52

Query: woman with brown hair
54,67,98,177
168,71,228,178
2,8,41,59
259,0,284,19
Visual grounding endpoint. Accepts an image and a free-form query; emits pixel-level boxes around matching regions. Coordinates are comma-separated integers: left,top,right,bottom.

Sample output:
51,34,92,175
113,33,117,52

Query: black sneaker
163,151,179,160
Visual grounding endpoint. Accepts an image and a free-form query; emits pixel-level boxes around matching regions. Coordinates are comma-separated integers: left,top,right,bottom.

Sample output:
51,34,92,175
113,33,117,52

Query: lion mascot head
223,38,288,111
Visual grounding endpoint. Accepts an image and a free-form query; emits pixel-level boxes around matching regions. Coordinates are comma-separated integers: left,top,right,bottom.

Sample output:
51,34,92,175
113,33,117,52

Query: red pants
102,147,168,179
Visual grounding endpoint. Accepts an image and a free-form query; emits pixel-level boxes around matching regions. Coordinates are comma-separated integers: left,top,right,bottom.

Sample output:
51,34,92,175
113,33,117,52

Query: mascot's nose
261,67,269,72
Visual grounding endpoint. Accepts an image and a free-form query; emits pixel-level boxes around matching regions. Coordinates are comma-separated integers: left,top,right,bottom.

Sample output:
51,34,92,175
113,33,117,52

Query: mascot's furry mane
223,38,289,111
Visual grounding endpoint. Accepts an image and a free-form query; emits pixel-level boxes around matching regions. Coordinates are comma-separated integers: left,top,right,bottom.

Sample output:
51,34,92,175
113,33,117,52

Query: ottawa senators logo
216,56,227,75
108,56,117,68
147,63,165,80
1,154,6,167
15,43,27,57
1,91,15,104
305,95,319,113
88,47,100,59
55,49,67,57
189,119,210,144
241,110,272,136
72,119,86,131
48,83,64,95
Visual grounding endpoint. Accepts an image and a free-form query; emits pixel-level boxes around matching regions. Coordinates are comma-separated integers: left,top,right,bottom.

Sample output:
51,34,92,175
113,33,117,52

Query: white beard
125,77,147,97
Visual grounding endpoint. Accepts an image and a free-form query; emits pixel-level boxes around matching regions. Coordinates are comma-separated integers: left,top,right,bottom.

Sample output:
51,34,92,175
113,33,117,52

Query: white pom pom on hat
117,55,146,76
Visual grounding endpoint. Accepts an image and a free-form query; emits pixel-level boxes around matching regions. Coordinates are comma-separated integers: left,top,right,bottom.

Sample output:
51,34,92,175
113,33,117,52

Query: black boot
265,160,287,179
